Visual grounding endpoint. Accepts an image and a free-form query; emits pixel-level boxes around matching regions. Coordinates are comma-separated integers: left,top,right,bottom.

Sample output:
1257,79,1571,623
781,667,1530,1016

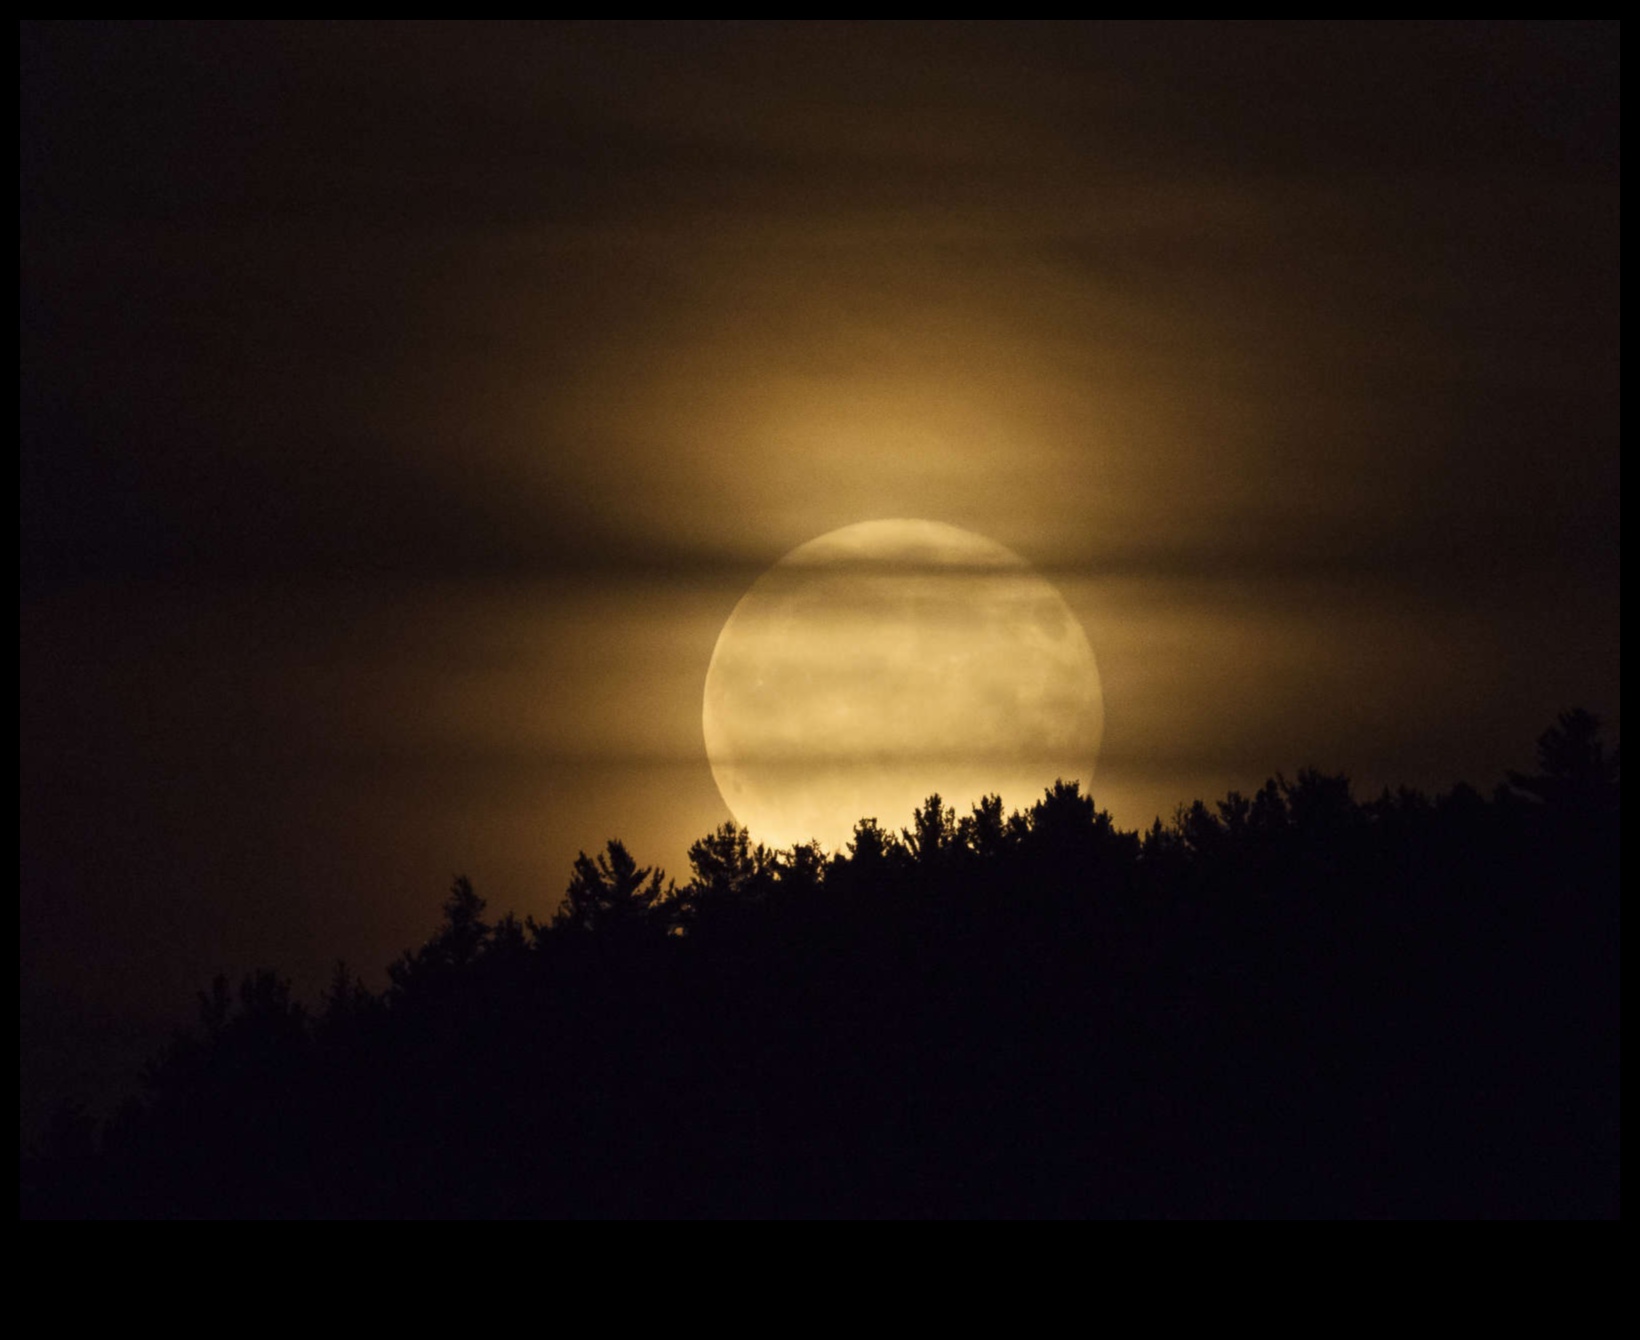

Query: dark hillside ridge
22,712,1619,1218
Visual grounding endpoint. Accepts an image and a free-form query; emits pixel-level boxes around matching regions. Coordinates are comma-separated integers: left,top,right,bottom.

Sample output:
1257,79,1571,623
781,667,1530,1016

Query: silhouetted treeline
22,711,1619,1218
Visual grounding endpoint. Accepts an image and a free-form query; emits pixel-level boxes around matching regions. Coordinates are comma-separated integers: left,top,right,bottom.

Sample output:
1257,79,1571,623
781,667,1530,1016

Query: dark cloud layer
23,22,1618,584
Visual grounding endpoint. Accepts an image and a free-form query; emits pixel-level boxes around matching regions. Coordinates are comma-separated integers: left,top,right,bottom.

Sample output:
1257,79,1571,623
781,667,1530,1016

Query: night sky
20,22,1620,1136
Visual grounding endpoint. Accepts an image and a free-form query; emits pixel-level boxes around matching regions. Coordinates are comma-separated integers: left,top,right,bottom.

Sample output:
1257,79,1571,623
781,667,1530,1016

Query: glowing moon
703,519,1103,851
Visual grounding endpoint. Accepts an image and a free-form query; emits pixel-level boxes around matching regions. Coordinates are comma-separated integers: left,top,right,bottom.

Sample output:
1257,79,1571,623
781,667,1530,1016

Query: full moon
703,519,1103,852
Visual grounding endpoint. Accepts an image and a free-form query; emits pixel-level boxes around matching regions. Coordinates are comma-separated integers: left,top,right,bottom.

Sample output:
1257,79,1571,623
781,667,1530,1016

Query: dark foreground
22,714,1619,1218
